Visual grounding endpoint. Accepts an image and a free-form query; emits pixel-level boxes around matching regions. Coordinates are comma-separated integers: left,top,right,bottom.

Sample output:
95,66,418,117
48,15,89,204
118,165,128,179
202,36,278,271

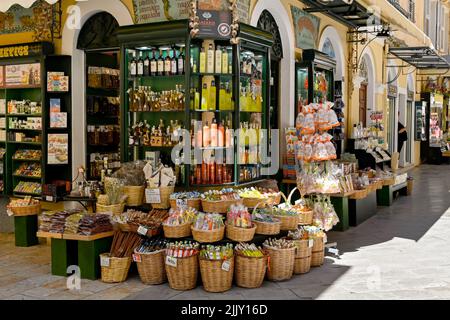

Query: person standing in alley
398,112,408,153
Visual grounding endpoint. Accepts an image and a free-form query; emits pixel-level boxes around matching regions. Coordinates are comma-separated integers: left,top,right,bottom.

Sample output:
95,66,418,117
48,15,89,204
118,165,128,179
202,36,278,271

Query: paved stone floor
1,164,449,300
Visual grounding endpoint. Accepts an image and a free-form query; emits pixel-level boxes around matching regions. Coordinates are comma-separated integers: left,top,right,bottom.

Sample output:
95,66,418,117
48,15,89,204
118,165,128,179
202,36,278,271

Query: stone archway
61,0,133,179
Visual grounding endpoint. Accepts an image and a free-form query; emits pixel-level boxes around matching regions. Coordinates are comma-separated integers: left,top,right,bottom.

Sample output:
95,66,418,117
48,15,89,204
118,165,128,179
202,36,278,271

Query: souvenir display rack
0,42,72,197
117,20,272,188
420,92,445,164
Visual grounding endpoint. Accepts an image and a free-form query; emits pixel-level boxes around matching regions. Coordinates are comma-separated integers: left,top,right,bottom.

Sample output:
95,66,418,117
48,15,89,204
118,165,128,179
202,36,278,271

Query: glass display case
117,20,272,187
295,49,336,116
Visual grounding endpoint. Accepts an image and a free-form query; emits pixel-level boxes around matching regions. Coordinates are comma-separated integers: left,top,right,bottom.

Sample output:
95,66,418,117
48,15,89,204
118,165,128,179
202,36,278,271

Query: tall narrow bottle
199,47,206,73
215,45,222,74
137,51,144,76
150,50,157,76
177,47,185,75
209,80,217,111
171,48,177,75
207,43,215,73
157,50,164,76
164,49,171,76
222,47,228,74
143,52,150,76
130,51,137,77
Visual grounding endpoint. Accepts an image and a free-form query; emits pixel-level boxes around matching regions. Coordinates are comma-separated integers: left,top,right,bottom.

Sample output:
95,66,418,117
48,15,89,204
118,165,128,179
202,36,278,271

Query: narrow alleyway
0,164,449,300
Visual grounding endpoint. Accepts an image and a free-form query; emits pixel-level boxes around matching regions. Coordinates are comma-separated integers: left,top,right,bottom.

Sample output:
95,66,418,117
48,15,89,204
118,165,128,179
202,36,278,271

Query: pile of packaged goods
169,191,202,201
263,238,296,249
78,214,113,235
166,241,200,258
14,181,41,195
14,163,41,177
64,212,87,234
38,211,57,232
201,188,241,201
234,243,265,257
199,244,233,260
13,149,42,160
193,213,224,231
226,204,252,228
238,187,267,200
49,210,81,234
135,238,169,254
164,207,198,226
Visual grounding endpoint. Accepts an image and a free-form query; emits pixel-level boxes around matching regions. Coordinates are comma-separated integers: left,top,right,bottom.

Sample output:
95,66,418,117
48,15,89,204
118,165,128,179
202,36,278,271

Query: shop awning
0,0,58,12
300,0,385,28
389,47,450,70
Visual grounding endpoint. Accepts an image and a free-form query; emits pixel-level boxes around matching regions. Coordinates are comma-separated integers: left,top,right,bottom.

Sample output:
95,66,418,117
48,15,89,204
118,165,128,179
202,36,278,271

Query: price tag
45,195,54,202
221,260,231,272
100,256,110,267
308,239,314,248
166,255,177,267
132,254,142,263
145,188,161,204
137,225,148,236
328,247,339,256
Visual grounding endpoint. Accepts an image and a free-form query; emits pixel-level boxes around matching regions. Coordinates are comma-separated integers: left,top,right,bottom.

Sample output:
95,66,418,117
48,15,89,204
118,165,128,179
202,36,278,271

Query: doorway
359,83,368,126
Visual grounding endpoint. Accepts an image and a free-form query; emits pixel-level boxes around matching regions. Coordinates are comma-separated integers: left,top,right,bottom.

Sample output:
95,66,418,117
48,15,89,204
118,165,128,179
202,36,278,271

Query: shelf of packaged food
13,191,42,197
0,85,41,89
129,110,184,113
8,128,42,132
191,73,234,77
8,141,42,145
6,114,42,117
12,158,41,162
128,74,185,81
13,175,42,180
191,109,235,113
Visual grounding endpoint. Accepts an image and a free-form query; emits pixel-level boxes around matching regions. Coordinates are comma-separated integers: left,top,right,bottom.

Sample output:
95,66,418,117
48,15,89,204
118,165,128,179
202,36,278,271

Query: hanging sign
132,0,190,24
290,6,320,50
196,0,232,39
235,0,251,24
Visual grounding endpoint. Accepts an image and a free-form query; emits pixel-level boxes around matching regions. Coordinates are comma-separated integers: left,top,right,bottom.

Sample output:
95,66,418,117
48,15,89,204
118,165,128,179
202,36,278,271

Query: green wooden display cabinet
14,214,39,247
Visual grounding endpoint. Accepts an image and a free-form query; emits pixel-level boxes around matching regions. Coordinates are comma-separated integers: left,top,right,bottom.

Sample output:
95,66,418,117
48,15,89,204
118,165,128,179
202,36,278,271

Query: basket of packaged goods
286,227,313,274
191,213,225,243
201,189,243,214
147,185,175,209
133,238,168,285
252,208,281,235
304,226,326,267
225,204,256,242
234,243,268,288
96,177,127,215
165,241,200,291
237,187,269,208
169,192,202,211
143,161,177,209
262,238,296,281
272,206,300,231
259,188,282,206
163,207,197,238
199,244,234,293
6,198,41,216
100,231,141,283
111,161,147,207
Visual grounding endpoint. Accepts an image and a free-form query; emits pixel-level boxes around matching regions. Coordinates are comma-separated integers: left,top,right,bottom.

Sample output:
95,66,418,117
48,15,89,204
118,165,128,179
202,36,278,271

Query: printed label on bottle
137,63,144,75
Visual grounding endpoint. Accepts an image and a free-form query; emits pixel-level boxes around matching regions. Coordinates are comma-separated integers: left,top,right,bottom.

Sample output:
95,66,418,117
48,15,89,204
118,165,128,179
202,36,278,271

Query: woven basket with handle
100,254,131,283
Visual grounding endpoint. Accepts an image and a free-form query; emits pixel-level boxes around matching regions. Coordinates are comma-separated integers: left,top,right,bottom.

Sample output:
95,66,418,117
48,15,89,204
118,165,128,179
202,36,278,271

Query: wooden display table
328,191,354,232
348,188,377,226
14,211,39,247
37,231,114,280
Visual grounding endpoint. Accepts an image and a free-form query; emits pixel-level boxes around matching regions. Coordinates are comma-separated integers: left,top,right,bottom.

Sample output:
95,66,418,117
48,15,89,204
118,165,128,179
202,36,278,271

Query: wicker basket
242,197,267,209
123,186,145,207
263,245,295,281
134,249,166,285
165,253,199,291
291,239,312,274
226,224,256,242
147,186,174,209
163,222,191,239
100,254,131,283
191,226,225,243
253,220,281,235
201,199,243,214
267,193,282,206
298,210,313,225
349,189,368,200
96,202,125,215
234,252,268,288
199,257,234,293
273,214,299,231
311,236,325,267
170,198,201,211
9,203,41,216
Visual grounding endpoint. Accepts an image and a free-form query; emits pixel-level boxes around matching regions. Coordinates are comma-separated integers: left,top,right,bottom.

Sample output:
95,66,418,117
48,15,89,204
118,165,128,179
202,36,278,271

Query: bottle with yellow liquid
221,47,228,74
219,83,226,111
199,47,206,73
201,83,208,110
209,80,217,111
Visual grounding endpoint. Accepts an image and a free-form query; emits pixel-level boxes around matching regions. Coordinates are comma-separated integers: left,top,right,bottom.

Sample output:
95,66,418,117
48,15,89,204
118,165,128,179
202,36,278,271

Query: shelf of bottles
237,46,268,184
86,52,121,180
